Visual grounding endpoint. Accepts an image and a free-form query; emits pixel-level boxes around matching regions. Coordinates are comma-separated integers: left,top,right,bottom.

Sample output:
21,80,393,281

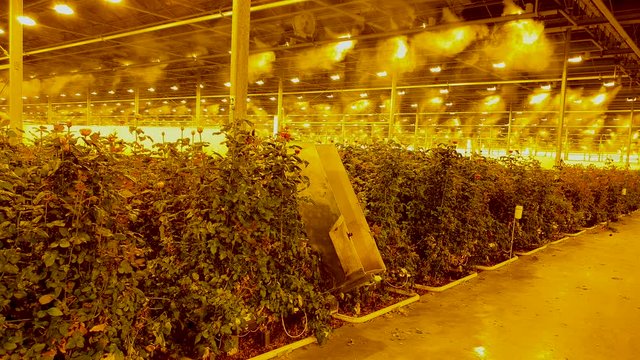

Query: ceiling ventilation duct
292,11,316,39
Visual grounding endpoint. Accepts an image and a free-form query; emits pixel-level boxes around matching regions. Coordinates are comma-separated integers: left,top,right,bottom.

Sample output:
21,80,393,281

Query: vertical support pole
275,77,284,135
555,29,571,166
413,112,419,149
86,89,91,124
195,82,202,127
388,73,398,140
9,0,24,137
47,97,52,124
134,88,140,128
627,102,635,166
229,0,251,127
507,105,513,154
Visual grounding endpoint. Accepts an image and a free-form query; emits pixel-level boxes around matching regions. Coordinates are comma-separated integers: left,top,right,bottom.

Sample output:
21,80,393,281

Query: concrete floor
286,214,640,360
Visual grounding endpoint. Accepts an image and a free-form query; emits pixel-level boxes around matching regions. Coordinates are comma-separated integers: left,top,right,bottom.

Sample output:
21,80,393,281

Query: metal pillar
627,103,635,166
555,29,571,166
228,0,250,127
134,88,140,127
506,106,513,152
275,77,284,134
9,0,24,136
47,97,52,124
388,73,398,139
195,83,202,127
413,113,419,149
86,90,91,124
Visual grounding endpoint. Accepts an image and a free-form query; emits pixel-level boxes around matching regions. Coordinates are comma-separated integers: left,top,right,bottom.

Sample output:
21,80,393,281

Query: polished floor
285,214,640,360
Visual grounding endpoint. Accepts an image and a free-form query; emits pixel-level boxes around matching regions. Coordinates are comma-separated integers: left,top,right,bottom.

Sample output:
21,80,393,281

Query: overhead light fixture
330,74,340,81
53,4,74,15
269,97,276,101
199,83,205,88
74,93,81,96
221,98,228,103
255,80,264,85
326,94,334,98
430,66,442,73
60,93,66,97
568,55,583,64
492,62,506,69
431,97,443,104
147,87,155,92
573,99,583,104
291,77,300,83
297,95,303,100
90,91,97,95
171,85,179,91
627,97,637,102
17,16,37,26
603,80,616,87
445,102,453,106
360,93,368,98
0,28,5,35
398,90,406,95
106,0,122,3
439,88,449,94
108,90,115,95
411,103,418,108
487,86,497,91
127,89,134,93
540,84,551,91
376,71,388,77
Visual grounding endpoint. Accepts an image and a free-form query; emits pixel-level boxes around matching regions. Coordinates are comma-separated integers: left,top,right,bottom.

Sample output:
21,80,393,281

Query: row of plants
0,121,332,359
340,143,640,288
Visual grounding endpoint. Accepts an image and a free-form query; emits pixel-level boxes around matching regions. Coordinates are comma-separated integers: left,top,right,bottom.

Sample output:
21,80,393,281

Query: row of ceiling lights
0,1,123,32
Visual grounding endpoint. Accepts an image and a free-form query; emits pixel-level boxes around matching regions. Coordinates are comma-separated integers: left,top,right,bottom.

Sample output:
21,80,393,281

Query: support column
228,0,250,127
413,113,419,149
388,73,398,140
555,29,571,166
9,0,24,136
195,83,202,127
47,97,52,124
506,105,513,153
86,89,91,124
627,102,635,166
134,88,140,127
275,77,284,135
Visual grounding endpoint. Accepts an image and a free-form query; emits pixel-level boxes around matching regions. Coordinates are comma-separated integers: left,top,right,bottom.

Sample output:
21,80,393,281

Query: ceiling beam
590,0,640,61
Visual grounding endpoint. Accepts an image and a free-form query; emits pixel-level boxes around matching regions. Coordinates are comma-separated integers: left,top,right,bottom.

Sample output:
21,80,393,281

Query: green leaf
59,239,71,248
43,251,57,267
47,307,63,317
38,294,55,305
118,260,132,274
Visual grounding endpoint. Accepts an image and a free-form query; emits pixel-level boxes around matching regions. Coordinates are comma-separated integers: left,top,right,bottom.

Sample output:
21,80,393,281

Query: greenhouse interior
2,0,640,359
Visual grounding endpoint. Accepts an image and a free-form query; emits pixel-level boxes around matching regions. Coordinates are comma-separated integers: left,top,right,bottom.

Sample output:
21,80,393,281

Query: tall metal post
86,89,91,124
195,83,202,127
134,88,140,127
506,105,513,153
388,72,398,140
555,29,571,166
228,0,250,127
413,113,419,149
9,0,24,136
275,77,284,135
47,97,52,124
627,102,635,166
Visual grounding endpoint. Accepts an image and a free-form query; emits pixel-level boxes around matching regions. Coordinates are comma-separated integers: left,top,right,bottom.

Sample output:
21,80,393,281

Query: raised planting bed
583,225,598,230
248,336,317,360
565,229,586,237
549,236,570,245
332,288,420,324
515,245,548,256
414,272,478,292
473,256,519,271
